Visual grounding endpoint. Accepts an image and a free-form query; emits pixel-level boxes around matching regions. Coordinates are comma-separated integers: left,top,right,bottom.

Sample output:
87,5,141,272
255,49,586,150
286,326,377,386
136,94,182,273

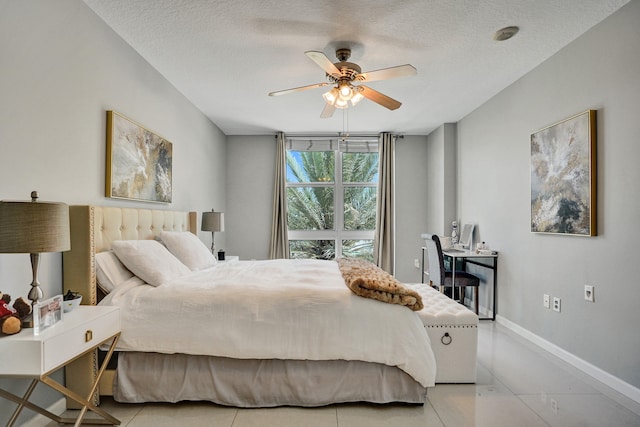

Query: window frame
286,138,378,259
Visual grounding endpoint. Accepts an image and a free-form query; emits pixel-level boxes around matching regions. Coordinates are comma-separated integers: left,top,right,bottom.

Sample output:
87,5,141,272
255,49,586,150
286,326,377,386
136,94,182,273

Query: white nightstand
218,255,239,262
0,305,121,426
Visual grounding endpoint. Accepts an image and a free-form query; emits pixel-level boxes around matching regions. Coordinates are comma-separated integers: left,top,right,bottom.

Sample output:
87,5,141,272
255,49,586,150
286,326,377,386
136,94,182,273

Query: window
286,138,378,260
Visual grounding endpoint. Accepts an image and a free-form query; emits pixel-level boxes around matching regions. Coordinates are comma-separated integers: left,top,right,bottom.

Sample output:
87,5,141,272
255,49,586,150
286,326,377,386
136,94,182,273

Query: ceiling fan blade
359,85,402,110
320,103,336,118
305,51,341,77
268,82,329,97
357,64,416,82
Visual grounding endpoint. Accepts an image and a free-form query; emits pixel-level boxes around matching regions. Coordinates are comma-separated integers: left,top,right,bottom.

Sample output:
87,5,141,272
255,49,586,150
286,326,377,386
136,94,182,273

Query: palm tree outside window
286,137,378,261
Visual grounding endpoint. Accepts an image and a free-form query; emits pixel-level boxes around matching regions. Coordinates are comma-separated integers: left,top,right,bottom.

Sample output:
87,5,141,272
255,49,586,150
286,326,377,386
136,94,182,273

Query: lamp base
21,313,34,328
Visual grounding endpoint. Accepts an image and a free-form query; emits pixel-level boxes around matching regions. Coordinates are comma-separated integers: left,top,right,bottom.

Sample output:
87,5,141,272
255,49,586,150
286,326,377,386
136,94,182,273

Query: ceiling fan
268,48,416,118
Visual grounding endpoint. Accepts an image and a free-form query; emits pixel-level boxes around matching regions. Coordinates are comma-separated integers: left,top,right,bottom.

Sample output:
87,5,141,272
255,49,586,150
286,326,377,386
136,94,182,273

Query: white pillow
159,231,217,271
111,240,191,286
95,251,134,293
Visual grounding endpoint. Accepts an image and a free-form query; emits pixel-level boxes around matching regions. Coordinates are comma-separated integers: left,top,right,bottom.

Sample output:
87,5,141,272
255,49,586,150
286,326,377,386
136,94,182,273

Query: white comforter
100,259,436,387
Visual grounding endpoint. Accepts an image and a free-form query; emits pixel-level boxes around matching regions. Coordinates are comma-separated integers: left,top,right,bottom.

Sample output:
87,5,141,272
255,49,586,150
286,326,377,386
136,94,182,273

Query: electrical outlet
584,285,595,302
553,297,561,312
414,259,420,269
543,294,550,309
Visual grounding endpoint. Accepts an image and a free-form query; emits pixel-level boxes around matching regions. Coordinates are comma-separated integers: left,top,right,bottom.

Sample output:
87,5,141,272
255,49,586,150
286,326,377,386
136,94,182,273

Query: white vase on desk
451,221,459,244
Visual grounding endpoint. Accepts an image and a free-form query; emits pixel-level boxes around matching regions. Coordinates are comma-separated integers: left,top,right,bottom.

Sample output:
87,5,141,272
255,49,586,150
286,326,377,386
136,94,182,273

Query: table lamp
201,210,224,257
0,191,70,326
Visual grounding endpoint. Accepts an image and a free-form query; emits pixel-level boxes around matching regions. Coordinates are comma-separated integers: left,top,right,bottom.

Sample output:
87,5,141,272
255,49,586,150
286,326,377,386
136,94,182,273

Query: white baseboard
496,315,640,408
21,397,66,427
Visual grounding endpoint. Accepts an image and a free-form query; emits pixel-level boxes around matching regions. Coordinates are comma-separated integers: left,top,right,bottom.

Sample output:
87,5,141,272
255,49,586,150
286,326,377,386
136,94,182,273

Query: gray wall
456,0,640,389
0,1,226,424
425,124,457,236
394,136,429,282
225,135,276,260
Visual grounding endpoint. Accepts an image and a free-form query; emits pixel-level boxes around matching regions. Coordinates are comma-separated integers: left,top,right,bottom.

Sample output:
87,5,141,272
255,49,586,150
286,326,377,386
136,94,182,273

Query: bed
62,205,441,408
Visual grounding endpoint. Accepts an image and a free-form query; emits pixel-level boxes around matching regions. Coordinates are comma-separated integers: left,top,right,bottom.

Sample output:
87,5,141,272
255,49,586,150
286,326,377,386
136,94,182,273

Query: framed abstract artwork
531,110,596,236
106,111,173,203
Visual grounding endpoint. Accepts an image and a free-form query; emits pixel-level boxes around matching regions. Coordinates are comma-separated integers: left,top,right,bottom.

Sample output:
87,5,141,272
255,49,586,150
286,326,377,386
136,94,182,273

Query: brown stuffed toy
0,292,32,335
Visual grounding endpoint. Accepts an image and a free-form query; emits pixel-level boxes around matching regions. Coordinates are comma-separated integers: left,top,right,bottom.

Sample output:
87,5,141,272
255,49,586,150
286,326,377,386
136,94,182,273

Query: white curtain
269,132,289,259
374,132,395,273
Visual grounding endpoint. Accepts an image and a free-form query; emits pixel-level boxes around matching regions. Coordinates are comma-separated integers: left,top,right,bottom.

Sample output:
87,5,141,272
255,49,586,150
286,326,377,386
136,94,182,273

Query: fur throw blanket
337,258,423,311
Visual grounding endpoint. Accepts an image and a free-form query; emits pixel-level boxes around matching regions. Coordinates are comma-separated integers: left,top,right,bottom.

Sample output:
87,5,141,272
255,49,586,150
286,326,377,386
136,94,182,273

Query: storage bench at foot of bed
408,283,479,383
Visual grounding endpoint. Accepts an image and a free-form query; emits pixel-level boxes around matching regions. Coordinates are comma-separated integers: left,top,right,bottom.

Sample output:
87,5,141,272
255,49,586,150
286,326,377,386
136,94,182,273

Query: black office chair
423,233,480,314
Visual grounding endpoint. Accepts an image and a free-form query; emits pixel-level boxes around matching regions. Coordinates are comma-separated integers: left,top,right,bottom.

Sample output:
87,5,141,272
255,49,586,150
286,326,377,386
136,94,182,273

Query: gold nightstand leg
7,379,37,427
39,333,121,426
1,379,65,427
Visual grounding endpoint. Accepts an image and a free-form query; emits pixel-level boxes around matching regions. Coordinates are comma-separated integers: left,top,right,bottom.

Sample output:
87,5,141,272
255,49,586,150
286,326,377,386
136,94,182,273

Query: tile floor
51,322,640,426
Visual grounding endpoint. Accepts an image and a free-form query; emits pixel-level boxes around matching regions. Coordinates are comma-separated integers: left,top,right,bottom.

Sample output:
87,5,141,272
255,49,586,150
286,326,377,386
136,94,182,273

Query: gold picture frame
106,111,173,203
531,110,597,236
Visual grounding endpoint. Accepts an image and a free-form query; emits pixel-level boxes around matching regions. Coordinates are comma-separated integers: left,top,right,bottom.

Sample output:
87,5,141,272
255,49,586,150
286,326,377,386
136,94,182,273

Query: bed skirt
114,352,427,407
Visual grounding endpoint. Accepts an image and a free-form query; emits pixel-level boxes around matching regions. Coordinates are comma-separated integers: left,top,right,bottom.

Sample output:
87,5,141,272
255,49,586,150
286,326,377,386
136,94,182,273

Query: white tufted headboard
63,205,197,305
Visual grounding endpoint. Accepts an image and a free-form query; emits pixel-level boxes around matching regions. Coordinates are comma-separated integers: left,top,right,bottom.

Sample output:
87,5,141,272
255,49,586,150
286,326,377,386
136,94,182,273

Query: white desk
422,248,499,320
0,306,121,426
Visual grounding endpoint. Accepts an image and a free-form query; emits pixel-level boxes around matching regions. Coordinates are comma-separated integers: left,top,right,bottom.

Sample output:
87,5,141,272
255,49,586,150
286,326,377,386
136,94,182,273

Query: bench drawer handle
441,332,452,345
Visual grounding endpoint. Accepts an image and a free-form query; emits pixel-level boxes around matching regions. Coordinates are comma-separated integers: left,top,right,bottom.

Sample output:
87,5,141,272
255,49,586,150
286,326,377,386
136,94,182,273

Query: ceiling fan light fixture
322,88,339,105
323,85,351,108
334,98,349,109
339,82,352,97
350,92,364,106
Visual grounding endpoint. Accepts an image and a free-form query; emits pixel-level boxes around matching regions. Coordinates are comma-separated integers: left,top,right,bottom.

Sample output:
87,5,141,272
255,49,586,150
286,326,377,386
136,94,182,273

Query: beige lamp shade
0,199,71,254
201,211,224,232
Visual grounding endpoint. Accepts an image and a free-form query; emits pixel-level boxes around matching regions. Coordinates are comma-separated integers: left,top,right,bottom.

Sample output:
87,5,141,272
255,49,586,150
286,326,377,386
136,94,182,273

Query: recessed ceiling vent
493,26,519,41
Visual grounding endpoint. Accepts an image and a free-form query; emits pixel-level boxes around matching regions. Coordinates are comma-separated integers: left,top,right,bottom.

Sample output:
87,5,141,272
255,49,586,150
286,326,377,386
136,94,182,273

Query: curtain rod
275,133,403,139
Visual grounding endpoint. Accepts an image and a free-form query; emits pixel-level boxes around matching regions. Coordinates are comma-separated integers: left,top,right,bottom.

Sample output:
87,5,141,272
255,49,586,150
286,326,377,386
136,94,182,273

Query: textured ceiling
83,0,629,135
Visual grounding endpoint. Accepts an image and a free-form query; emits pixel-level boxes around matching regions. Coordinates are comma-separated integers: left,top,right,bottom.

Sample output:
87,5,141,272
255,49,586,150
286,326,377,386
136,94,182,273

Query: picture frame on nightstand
33,294,63,335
